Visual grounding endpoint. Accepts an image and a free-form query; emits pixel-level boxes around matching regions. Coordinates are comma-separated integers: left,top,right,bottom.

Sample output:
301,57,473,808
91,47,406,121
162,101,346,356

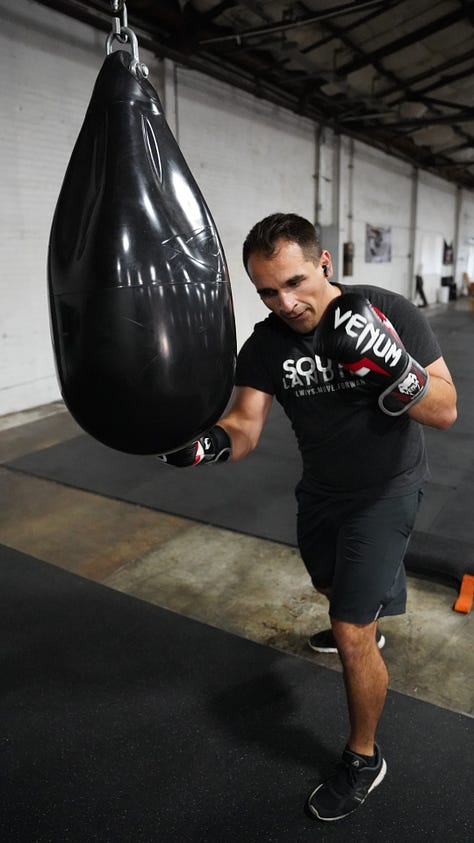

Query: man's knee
331,619,378,663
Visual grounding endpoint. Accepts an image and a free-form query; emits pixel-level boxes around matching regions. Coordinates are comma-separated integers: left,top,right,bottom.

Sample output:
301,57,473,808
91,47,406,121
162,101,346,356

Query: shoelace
327,759,360,796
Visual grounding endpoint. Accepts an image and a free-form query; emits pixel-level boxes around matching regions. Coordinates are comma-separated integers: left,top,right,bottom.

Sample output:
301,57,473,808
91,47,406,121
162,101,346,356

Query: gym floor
1,299,473,721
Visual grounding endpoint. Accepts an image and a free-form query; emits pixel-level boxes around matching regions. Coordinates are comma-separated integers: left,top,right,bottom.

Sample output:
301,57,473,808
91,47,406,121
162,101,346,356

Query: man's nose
278,290,296,314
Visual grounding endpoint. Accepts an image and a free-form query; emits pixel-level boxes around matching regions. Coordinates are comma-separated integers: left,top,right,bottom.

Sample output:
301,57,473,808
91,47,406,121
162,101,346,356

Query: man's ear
320,249,333,279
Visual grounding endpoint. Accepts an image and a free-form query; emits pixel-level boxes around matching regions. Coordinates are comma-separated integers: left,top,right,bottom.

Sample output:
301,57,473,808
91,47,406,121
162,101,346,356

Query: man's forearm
218,418,258,461
407,374,457,429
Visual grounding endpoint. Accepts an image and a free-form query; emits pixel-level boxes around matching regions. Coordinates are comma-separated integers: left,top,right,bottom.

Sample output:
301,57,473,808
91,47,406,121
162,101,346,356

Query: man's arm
313,293,457,426
218,386,273,460
407,356,457,430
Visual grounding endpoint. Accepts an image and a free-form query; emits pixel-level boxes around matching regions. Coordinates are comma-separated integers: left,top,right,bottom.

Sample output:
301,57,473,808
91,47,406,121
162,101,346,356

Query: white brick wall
1,0,473,416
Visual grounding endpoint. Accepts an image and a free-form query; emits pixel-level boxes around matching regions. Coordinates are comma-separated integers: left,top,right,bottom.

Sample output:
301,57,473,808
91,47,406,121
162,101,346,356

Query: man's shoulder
238,314,285,359
336,282,414,315
337,282,402,301
251,312,290,336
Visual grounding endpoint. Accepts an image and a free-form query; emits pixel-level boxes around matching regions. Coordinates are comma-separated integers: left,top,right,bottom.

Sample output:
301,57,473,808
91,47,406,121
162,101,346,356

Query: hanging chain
106,0,149,79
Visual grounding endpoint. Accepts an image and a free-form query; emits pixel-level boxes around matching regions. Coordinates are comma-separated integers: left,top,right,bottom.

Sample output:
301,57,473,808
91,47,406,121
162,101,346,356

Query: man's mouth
286,310,306,320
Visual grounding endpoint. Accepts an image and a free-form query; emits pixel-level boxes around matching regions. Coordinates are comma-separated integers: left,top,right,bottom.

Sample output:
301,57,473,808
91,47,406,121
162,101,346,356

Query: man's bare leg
331,619,388,755
306,611,388,820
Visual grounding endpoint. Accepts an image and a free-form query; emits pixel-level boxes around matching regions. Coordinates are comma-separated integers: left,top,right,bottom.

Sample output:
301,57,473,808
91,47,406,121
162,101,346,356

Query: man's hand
314,293,429,416
158,425,232,466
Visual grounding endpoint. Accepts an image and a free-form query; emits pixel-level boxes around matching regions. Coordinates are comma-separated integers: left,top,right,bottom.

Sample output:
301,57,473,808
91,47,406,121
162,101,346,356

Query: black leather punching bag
48,50,236,455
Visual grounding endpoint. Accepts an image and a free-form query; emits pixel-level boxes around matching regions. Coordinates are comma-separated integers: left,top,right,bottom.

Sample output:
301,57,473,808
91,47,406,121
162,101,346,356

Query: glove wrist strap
378,356,429,416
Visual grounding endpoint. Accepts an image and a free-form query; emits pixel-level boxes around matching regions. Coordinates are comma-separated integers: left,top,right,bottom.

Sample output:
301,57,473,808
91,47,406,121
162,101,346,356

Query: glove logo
398,372,422,396
334,305,403,369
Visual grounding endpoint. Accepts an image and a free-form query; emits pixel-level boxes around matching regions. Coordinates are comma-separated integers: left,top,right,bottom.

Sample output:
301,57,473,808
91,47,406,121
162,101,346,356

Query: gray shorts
296,488,423,624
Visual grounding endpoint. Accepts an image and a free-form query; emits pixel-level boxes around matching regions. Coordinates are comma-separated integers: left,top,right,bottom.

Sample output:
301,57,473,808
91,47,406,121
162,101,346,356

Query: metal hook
110,0,125,15
106,1,149,78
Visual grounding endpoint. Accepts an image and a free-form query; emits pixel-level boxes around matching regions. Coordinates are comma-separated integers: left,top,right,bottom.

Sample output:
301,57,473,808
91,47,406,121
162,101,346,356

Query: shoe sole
308,633,386,655
307,758,387,822
307,643,339,654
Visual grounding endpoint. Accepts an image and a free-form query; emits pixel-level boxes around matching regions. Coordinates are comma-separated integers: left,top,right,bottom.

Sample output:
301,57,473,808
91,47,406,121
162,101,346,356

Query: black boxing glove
157,424,232,466
314,292,429,416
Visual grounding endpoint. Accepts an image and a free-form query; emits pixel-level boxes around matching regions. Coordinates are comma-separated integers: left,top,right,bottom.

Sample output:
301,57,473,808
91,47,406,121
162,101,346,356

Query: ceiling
34,0,474,190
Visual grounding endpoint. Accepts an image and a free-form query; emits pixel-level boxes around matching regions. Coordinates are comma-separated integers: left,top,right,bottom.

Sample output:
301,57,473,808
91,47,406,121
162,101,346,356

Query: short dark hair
242,213,322,273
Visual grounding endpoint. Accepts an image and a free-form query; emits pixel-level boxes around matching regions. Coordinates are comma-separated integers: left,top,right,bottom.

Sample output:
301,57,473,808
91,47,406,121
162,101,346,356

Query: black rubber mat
4,308,474,587
1,544,473,842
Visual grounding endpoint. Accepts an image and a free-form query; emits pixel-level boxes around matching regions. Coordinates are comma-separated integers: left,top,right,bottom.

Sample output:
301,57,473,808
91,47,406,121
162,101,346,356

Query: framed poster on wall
443,240,454,265
365,224,392,263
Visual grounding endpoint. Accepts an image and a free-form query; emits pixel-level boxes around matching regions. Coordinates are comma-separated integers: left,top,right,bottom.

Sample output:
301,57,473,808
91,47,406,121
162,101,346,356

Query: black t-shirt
235,283,442,498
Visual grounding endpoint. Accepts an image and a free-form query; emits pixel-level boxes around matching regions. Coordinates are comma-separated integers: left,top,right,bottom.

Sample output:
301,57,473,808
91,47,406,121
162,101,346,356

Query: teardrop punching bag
48,49,236,455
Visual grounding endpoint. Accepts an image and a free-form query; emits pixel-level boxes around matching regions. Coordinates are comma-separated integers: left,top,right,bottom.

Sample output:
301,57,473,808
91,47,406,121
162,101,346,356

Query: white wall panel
340,139,414,297
1,0,97,415
415,172,457,303
457,191,474,283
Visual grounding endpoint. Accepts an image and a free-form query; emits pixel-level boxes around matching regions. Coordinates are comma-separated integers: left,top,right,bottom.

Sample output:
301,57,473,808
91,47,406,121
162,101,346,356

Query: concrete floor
1,382,473,722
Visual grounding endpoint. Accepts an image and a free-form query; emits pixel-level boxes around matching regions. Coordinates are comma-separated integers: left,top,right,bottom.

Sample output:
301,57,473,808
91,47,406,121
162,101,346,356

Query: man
159,213,457,822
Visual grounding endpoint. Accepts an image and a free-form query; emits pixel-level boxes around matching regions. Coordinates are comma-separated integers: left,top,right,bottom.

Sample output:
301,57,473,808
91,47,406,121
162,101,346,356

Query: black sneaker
307,628,385,654
307,743,387,822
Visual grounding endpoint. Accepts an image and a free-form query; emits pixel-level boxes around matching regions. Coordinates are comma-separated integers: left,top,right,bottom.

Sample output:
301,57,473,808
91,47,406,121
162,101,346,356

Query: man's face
247,238,338,334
